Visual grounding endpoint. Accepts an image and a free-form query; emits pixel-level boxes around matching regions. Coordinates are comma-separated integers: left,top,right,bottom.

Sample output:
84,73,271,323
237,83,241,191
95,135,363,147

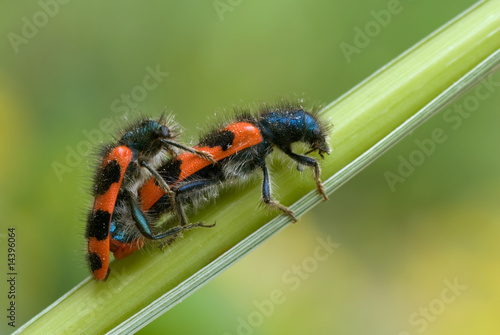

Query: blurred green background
1,0,500,334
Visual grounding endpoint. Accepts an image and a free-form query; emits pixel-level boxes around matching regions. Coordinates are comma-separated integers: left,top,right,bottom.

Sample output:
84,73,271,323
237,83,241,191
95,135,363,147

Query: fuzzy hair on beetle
105,100,333,260
84,112,215,281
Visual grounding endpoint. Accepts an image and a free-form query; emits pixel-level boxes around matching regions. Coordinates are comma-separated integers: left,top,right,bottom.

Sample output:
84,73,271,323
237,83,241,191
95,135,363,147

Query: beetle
107,104,331,261
86,115,214,280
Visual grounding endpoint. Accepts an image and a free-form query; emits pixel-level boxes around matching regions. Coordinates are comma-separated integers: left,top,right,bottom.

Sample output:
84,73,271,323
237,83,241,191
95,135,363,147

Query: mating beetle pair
85,104,331,281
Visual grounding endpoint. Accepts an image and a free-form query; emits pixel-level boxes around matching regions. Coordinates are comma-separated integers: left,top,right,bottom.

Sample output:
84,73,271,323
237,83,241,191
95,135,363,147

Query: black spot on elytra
158,158,182,185
199,130,235,151
193,161,225,181
86,209,111,240
94,160,121,196
88,252,102,272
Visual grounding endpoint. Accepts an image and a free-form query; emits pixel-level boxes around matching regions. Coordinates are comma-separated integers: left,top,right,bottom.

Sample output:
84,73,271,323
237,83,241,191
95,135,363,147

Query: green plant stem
16,1,500,334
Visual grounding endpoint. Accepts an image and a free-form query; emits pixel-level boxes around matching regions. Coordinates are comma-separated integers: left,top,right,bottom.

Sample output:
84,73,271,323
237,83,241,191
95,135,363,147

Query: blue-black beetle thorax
258,110,322,145
120,120,165,153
